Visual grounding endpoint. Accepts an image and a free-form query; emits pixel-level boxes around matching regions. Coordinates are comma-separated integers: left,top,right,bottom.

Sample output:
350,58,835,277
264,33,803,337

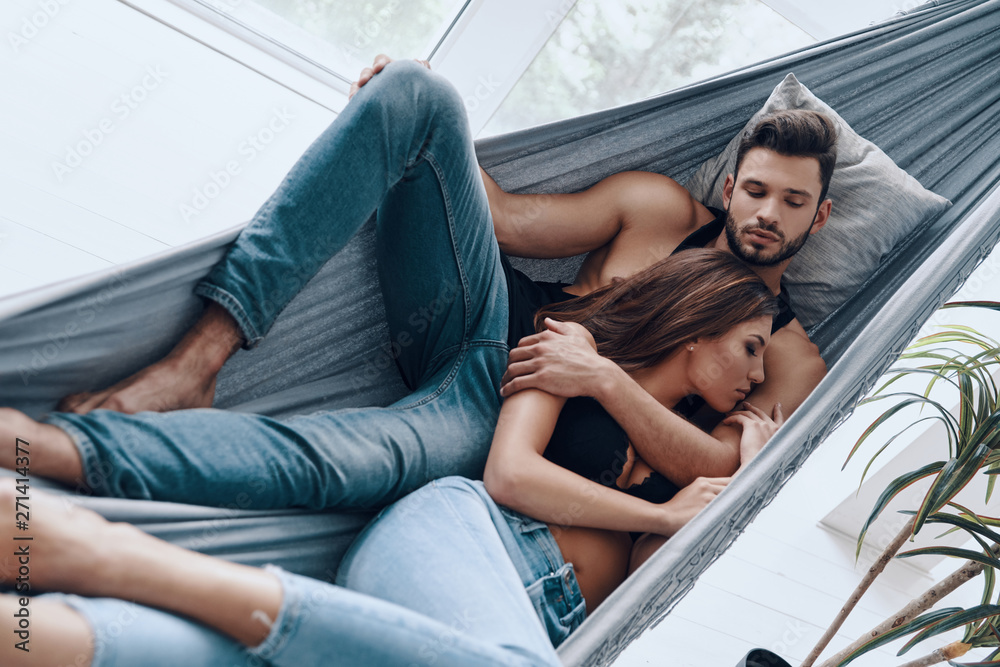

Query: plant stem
897,640,971,667
817,557,984,667
801,516,916,667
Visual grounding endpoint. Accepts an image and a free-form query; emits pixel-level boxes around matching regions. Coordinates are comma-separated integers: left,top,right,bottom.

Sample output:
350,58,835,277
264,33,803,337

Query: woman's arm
483,388,722,536
626,402,784,573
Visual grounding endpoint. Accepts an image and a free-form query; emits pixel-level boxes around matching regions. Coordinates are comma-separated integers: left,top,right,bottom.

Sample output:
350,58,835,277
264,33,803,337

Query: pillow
683,73,951,329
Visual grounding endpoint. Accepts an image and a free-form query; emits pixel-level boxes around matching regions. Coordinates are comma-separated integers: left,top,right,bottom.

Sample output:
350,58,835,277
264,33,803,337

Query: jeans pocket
498,505,551,536
525,562,587,647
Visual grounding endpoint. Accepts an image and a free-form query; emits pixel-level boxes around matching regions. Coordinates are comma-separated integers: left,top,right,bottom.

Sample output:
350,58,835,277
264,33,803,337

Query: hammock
1,0,998,662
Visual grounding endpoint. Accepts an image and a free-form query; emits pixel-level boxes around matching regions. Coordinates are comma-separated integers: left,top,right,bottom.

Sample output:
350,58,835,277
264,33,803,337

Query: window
480,0,814,136
180,0,471,91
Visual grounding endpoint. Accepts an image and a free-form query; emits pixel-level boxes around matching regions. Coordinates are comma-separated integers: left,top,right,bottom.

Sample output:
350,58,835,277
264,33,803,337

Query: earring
688,346,694,351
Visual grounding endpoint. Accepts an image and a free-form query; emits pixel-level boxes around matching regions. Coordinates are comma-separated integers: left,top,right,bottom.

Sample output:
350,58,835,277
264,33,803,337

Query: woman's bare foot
0,409,83,484
0,479,282,647
0,479,125,596
56,301,244,415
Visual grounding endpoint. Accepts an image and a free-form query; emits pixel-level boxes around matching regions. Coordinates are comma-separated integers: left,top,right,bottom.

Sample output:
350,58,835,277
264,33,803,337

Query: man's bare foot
0,409,82,483
57,301,244,415
57,355,219,415
0,479,127,596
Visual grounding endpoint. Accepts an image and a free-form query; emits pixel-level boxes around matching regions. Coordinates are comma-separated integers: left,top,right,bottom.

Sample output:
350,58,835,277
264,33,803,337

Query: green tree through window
481,0,812,136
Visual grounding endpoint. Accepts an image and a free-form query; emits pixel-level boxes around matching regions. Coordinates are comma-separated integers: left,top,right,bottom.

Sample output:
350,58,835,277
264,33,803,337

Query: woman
2,249,781,667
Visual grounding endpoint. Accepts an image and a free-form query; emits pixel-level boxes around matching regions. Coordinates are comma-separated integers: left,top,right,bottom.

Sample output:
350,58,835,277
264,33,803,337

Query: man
6,56,829,509
484,106,833,482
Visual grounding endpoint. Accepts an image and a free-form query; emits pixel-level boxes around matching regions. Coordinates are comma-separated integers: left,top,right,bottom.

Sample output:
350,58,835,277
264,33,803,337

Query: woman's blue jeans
43,61,510,510
43,478,586,666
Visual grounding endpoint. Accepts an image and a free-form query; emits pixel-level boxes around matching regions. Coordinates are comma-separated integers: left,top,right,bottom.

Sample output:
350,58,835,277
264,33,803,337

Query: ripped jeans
44,478,586,666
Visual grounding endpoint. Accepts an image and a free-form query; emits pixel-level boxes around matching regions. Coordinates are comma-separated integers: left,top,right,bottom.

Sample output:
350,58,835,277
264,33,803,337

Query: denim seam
41,414,101,493
470,340,509,351
432,480,546,617
422,151,474,343
388,346,468,411
423,343,465,379
424,339,506,378
520,523,564,577
193,282,263,349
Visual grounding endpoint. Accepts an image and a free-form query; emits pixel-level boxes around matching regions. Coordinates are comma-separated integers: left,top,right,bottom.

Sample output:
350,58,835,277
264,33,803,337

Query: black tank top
499,255,679,510
499,253,575,348
542,396,680,505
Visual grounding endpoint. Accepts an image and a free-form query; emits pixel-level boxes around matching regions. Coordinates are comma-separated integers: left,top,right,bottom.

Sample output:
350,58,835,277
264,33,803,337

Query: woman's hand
657,476,729,536
721,401,784,471
348,54,432,99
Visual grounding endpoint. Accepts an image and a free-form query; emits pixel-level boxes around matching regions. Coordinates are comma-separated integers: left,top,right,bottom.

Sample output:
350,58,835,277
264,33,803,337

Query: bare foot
0,479,128,596
57,355,219,414
0,409,83,483
0,480,282,648
57,301,243,415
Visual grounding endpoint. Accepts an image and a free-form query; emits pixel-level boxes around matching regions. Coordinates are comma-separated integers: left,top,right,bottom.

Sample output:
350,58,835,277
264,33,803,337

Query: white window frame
117,0,577,134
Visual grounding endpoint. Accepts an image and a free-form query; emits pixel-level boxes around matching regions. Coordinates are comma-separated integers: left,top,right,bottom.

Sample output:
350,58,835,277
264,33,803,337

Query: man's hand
500,318,607,399
721,400,784,470
348,54,431,99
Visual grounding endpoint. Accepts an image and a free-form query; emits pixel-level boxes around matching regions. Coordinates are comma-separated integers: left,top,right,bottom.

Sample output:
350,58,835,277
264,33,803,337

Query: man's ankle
176,302,245,375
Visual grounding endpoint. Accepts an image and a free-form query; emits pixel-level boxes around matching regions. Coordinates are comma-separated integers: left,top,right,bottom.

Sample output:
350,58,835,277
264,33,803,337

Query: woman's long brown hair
535,249,779,373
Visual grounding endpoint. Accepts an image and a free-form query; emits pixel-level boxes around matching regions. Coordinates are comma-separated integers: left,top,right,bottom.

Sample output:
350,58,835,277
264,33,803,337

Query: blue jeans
43,61,509,510
42,478,586,666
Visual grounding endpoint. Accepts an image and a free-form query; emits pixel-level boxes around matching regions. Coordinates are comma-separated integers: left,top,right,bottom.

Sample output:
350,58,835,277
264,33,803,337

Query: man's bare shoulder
743,318,827,417
610,171,713,238
571,172,719,291
768,318,827,375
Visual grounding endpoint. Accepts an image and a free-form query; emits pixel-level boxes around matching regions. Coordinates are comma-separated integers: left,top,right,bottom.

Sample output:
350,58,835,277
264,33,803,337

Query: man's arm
502,319,827,487
482,169,704,264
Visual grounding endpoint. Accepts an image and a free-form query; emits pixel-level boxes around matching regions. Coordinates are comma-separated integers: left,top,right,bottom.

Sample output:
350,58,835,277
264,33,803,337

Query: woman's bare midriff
548,444,661,610
549,524,632,610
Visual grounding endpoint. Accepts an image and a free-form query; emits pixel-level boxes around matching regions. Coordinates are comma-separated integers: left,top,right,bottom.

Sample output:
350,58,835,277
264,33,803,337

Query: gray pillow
684,73,951,329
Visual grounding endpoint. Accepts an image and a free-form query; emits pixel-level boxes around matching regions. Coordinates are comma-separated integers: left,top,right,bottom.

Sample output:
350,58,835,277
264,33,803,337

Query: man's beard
723,208,813,267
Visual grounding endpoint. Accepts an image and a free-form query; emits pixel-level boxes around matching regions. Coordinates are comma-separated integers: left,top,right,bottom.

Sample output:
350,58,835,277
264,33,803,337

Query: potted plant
798,301,1000,667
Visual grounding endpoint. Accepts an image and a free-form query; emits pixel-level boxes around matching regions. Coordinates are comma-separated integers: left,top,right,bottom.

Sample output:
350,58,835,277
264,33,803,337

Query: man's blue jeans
42,478,585,666
44,61,510,510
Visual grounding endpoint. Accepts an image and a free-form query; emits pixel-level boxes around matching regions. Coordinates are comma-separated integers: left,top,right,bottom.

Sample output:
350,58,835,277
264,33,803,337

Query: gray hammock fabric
0,0,998,662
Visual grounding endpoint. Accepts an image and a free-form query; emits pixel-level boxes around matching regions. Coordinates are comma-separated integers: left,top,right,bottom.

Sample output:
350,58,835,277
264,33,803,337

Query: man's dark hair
734,109,838,202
